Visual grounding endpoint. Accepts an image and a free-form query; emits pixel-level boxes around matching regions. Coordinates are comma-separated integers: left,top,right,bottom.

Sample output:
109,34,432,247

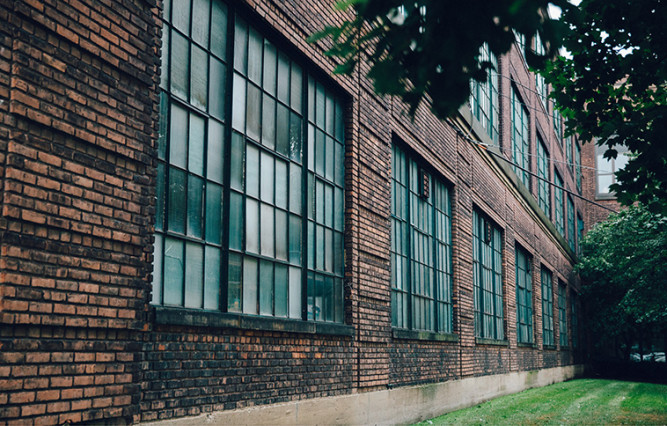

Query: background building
0,0,590,424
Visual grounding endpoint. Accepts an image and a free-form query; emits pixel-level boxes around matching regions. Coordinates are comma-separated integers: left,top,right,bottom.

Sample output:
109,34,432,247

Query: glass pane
242,256,258,314
275,159,287,209
290,63,302,113
334,278,343,322
151,234,164,304
275,264,288,317
233,16,248,74
289,213,301,265
275,209,287,261
190,45,208,110
163,237,184,305
156,162,165,231
246,143,259,198
229,190,243,251
172,0,191,34
209,57,226,120
261,95,276,149
325,94,334,135
315,179,324,224
160,29,169,90
307,172,314,220
308,76,315,123
335,99,344,141
184,242,204,308
324,276,333,322
263,40,277,96
325,228,333,272
315,129,325,176
247,27,263,84
232,73,246,132
192,0,210,47
315,82,325,129
289,112,302,163
334,187,343,231
307,272,315,319
277,52,290,104
289,163,301,213
167,167,186,233
260,151,274,203
169,102,188,169
307,221,314,269
259,260,274,315
334,231,343,275
188,113,205,175
230,132,244,191
260,203,274,257
158,93,168,160
308,124,315,172
246,198,259,253
170,29,189,100
325,183,333,227
334,142,343,185
227,252,242,312
288,267,301,318
207,120,224,183
187,175,204,238
204,246,221,310
246,83,261,142
325,135,334,181
276,103,289,157
316,224,324,270
205,182,222,244
210,0,227,59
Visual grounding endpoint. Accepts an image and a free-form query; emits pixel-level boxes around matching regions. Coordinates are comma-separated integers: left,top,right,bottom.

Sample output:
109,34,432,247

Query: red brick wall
0,0,588,424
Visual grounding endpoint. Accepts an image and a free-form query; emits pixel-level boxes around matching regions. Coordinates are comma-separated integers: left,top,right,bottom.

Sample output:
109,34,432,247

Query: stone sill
476,337,510,347
154,306,355,337
392,328,459,343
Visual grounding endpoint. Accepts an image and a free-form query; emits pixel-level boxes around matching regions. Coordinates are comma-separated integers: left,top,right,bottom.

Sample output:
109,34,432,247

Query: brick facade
1,0,590,424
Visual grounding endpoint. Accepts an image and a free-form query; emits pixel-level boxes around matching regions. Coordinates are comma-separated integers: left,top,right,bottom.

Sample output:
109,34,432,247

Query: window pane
315,129,325,176
246,143,259,198
156,163,165,231
151,234,164,304
289,112,302,163
247,27,262,84
187,175,204,238
325,94,334,135
160,28,169,90
289,213,302,265
275,159,288,210
210,0,227,59
288,267,301,318
207,120,224,184
232,73,246,132
188,113,205,175
315,82,325,129
259,260,274,315
169,102,188,169
334,187,343,231
205,182,222,245
261,95,276,149
167,167,186,233
227,252,242,312
290,63,302,113
234,16,248,74
192,0,210,47
275,264,288,317
170,29,189,100
229,191,243,251
204,246,221,310
209,57,226,120
163,237,184,305
184,242,204,308
277,52,290,104
260,151,274,203
275,209,287,261
190,45,208,110
242,256,258,314
263,40,277,96
276,103,289,157
246,83,261,142
230,132,244,191
334,142,344,186
246,198,259,253
260,203,274,257
172,0,191,34
289,163,301,213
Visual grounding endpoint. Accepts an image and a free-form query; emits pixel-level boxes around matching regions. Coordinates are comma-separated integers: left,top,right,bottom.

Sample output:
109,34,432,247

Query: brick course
0,0,591,424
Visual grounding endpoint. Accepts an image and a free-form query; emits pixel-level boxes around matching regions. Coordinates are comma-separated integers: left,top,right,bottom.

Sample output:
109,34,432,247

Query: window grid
511,87,531,189
541,268,554,346
554,171,565,236
596,144,630,197
567,196,576,253
565,135,572,171
553,109,562,145
515,246,533,344
575,143,582,193
536,136,550,219
391,144,453,333
153,0,345,324
534,33,548,109
473,210,504,340
470,44,499,145
558,283,568,347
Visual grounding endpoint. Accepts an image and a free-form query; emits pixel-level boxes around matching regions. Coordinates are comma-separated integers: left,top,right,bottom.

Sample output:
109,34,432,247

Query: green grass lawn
417,379,667,425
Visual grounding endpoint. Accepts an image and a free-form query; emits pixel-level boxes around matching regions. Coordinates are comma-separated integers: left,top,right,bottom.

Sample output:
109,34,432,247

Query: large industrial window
470,44,499,145
554,171,565,236
553,109,562,144
511,86,531,189
596,144,630,198
473,210,504,341
541,267,554,347
391,144,453,333
558,282,568,347
536,136,550,219
515,246,533,344
564,134,572,171
534,33,548,109
575,142,582,193
567,196,576,253
153,0,345,323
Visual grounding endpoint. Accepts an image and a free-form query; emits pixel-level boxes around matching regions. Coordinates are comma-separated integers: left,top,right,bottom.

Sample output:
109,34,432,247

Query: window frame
558,282,568,348
470,43,500,145
515,245,534,345
554,170,565,236
541,267,554,347
536,135,551,219
510,85,531,190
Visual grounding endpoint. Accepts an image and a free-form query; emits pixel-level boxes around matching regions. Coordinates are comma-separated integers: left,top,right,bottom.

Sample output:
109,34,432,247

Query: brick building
0,0,592,424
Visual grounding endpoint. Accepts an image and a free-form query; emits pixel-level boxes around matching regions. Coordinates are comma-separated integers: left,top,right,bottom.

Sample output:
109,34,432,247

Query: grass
417,379,667,425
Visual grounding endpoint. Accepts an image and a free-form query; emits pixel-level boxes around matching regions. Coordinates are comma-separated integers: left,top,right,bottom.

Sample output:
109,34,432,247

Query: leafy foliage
308,0,567,118
576,204,667,359
544,0,667,212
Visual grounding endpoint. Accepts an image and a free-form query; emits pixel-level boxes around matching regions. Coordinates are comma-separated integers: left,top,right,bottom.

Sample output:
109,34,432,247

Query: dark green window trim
515,246,533,344
554,171,565,236
558,282,568,347
541,267,554,347
511,86,531,189
390,143,454,334
473,210,504,341
152,0,345,325
470,43,499,145
536,136,550,219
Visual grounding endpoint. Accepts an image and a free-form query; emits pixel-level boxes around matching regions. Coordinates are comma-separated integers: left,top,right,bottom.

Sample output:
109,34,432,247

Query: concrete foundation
143,364,585,425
